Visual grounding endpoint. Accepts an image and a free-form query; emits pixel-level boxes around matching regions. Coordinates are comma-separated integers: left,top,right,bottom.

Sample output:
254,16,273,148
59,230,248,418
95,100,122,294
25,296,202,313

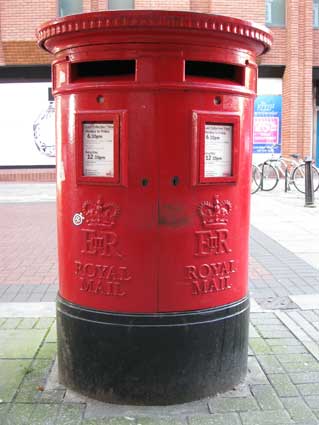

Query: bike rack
304,157,316,207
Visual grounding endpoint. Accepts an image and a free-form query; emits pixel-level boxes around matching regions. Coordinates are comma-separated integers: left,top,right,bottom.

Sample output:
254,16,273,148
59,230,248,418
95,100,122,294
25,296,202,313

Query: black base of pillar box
56,295,249,405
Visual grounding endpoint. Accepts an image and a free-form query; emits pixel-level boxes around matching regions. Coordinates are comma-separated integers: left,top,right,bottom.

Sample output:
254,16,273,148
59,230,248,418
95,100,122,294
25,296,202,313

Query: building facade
0,0,318,170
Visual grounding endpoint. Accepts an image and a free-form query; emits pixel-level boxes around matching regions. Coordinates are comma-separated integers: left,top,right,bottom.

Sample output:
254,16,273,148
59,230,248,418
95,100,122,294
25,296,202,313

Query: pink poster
253,116,280,145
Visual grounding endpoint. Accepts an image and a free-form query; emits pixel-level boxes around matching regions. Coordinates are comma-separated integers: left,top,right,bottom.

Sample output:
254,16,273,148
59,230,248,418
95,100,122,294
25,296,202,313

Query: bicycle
259,155,298,191
290,156,319,193
251,164,262,194
259,160,279,191
259,153,319,193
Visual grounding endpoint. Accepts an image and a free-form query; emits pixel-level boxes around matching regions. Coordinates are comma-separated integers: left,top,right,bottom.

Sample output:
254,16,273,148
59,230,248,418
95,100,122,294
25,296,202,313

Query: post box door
156,91,251,313
58,92,161,314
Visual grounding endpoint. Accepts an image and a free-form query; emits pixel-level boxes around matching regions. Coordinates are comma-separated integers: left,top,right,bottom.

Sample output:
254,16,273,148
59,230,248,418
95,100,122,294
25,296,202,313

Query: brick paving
0,202,58,288
0,169,56,182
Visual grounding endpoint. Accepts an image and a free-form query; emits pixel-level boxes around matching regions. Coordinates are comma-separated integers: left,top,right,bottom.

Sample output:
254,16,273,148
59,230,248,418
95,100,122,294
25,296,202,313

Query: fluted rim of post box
37,10,272,55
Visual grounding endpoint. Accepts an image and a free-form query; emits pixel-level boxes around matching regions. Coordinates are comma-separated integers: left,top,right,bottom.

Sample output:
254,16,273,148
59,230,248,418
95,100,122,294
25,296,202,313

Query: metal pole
285,167,290,192
260,163,264,191
304,157,316,208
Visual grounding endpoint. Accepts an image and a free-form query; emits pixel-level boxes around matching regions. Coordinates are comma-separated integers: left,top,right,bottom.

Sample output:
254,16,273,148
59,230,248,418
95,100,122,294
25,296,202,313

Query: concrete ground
251,189,319,271
0,182,319,425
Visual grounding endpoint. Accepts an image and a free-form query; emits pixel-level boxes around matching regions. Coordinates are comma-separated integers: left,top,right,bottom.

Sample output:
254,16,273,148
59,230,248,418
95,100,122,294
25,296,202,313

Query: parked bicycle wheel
251,164,261,194
259,162,279,191
291,164,319,193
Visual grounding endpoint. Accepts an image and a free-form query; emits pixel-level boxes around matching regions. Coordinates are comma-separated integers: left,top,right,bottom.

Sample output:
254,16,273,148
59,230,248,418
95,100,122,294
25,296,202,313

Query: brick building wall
190,0,210,13
0,7,4,65
135,0,190,10
299,0,313,158
0,0,54,64
212,0,265,24
282,0,299,159
0,0,318,163
260,28,286,65
280,0,314,158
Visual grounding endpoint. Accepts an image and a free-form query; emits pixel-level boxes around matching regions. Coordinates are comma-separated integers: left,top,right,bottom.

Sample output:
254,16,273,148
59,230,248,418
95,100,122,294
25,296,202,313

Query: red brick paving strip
0,203,57,285
0,169,56,182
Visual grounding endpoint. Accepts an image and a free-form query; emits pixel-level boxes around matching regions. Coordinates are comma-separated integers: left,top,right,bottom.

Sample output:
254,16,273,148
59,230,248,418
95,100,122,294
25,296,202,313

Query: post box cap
37,10,272,57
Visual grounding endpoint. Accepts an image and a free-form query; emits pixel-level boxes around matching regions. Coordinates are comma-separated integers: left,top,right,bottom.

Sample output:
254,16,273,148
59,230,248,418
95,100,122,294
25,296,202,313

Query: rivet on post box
37,11,272,405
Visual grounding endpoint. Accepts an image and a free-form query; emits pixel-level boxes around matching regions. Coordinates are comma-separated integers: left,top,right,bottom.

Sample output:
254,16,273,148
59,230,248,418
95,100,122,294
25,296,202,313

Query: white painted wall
0,82,55,166
257,78,282,96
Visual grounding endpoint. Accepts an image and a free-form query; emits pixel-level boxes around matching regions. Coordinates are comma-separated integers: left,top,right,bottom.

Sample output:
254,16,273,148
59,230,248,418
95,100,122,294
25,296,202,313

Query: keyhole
141,178,149,187
172,176,179,186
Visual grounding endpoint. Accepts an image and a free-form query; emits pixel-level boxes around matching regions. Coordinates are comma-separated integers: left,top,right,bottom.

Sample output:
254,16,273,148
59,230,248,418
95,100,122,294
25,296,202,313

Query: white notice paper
204,124,232,177
83,122,114,177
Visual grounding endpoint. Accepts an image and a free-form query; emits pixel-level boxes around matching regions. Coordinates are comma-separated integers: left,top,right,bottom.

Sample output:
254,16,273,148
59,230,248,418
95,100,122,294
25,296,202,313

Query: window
314,0,319,28
266,0,285,26
108,0,134,10
58,0,82,16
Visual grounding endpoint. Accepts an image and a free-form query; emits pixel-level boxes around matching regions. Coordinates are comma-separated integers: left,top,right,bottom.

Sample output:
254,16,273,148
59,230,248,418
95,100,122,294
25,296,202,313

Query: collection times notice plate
204,124,232,177
83,122,114,177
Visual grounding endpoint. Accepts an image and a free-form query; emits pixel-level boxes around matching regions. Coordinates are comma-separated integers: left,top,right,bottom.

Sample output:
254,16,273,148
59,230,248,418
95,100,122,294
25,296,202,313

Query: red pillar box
37,11,272,405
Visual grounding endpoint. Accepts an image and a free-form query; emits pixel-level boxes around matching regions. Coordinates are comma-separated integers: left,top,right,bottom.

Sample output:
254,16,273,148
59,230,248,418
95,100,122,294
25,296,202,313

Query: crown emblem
198,195,232,228
82,198,120,227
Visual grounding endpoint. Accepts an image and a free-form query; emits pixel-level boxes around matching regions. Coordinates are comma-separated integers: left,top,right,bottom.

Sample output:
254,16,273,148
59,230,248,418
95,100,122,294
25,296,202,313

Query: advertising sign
253,95,282,154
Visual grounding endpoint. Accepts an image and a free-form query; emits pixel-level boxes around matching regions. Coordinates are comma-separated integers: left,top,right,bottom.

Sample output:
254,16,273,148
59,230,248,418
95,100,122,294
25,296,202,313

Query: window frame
58,0,83,17
314,0,319,29
265,0,286,28
107,0,135,10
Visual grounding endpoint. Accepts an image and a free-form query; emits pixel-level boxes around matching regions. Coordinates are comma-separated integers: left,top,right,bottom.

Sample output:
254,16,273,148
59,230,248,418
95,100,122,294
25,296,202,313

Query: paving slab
188,414,242,425
250,385,284,410
136,419,186,425
280,397,319,424
290,294,319,310
240,409,293,425
4,402,35,425
0,359,32,402
0,302,56,318
0,328,47,358
276,311,319,360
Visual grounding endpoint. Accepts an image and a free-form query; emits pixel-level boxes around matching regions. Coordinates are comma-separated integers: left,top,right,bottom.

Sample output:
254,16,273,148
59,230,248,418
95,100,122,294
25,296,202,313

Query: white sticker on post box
83,122,114,177
204,124,232,178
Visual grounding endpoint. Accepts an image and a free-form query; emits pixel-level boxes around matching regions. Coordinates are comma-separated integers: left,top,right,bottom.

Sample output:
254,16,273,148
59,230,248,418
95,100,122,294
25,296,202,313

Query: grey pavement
0,183,56,204
251,188,319,270
0,182,319,424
